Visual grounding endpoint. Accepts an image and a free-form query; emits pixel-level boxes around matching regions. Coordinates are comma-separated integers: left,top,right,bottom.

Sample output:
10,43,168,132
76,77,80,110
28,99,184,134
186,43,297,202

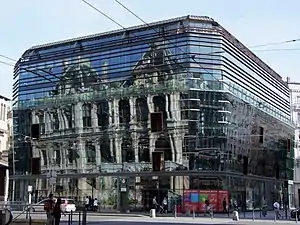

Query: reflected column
74,102,83,132
129,98,138,163
77,138,87,193
94,140,101,168
91,104,98,130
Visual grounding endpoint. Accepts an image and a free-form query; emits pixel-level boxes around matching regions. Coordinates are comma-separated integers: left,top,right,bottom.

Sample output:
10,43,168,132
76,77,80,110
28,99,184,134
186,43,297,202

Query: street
11,212,298,225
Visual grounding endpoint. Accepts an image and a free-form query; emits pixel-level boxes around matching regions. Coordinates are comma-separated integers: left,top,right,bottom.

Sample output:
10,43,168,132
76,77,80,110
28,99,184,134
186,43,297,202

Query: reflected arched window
100,136,112,163
136,98,148,123
121,138,134,163
53,110,59,131
86,141,96,164
82,103,91,127
97,101,109,128
54,143,61,165
41,150,47,166
119,99,130,124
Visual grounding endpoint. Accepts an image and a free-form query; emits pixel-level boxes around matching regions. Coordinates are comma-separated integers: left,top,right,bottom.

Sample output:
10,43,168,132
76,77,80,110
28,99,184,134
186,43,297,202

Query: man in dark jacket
44,193,55,225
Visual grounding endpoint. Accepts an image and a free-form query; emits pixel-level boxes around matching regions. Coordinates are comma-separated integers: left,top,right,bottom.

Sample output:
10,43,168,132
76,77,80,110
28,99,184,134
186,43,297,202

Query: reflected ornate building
12,15,294,210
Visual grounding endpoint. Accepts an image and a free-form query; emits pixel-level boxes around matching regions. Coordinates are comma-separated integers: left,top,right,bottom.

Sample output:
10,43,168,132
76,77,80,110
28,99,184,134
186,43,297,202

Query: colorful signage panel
183,190,229,212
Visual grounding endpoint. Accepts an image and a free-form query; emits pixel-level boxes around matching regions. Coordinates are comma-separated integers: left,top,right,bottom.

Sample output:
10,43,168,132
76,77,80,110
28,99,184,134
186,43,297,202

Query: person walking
273,200,280,219
53,198,64,225
162,197,168,213
44,194,55,225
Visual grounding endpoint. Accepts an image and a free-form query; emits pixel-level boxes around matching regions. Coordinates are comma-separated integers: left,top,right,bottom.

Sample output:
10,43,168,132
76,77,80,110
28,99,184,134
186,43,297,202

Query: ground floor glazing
10,174,291,212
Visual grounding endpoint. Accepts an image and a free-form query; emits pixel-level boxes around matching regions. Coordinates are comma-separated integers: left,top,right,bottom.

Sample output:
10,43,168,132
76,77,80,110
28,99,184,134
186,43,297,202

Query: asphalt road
12,213,298,225
58,217,298,225
10,212,297,225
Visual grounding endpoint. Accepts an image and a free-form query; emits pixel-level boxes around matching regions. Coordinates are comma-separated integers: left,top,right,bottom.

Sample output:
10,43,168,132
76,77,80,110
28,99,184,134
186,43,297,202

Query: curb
89,213,148,218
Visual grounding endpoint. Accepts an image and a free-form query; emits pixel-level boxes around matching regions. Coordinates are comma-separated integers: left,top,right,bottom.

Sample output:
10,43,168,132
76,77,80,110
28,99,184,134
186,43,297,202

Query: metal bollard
193,210,195,219
174,205,177,218
274,211,277,222
68,214,71,225
29,216,32,225
78,212,81,225
82,210,87,225
70,210,73,225
252,208,255,221
296,213,298,223
210,210,213,220
0,211,3,225
25,206,28,220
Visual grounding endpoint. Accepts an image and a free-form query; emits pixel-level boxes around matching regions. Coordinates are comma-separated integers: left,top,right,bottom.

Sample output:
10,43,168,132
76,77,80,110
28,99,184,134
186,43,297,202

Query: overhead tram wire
81,0,218,81
113,0,300,55
249,38,300,49
0,60,14,67
0,55,17,62
79,1,247,136
94,1,292,130
0,55,64,83
112,0,217,79
113,0,300,82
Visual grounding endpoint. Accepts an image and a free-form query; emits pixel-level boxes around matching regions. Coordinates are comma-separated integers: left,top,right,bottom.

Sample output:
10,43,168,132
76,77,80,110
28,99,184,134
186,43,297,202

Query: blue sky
0,0,300,98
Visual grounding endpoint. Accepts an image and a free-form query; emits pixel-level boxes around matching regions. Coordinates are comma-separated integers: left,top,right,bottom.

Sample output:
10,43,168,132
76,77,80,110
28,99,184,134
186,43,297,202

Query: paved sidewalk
90,217,299,224
146,210,288,220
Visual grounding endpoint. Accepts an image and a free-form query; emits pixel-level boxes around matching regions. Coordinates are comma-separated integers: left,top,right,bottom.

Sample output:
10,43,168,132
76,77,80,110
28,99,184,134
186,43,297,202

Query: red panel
183,189,229,213
150,112,163,132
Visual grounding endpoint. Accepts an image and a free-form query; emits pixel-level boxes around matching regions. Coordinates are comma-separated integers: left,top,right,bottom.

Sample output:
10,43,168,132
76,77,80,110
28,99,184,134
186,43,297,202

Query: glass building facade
11,15,294,211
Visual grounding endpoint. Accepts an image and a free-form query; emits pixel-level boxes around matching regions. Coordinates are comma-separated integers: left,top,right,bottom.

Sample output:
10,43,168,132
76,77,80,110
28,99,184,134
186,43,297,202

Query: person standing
93,198,98,212
85,196,89,211
53,198,64,225
44,194,55,225
152,197,159,212
162,197,168,213
223,198,229,217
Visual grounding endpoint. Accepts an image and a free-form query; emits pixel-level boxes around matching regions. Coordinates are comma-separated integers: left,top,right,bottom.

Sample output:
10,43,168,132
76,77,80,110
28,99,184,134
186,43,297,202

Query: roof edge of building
19,14,287,87
27,15,214,52
0,95,11,101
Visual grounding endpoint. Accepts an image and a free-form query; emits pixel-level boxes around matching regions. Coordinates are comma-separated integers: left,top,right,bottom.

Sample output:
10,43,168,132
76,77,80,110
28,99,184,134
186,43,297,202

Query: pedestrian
53,198,64,225
162,197,168,213
85,196,89,211
223,197,229,217
273,200,280,219
152,197,159,212
44,193,55,225
93,198,98,212
204,199,212,217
